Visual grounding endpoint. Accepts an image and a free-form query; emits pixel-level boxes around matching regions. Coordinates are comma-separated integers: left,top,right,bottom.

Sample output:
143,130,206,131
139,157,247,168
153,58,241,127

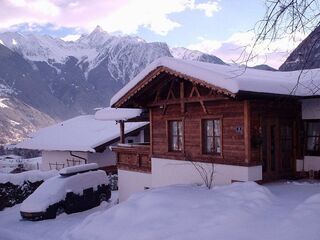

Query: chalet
16,108,149,172
110,57,320,201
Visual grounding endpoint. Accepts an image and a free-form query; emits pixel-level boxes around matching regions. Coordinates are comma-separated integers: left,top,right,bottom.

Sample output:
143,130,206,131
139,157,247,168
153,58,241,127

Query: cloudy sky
0,0,308,68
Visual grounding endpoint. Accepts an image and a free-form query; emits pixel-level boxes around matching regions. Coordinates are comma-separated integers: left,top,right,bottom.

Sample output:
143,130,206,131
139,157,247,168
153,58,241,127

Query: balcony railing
111,143,151,173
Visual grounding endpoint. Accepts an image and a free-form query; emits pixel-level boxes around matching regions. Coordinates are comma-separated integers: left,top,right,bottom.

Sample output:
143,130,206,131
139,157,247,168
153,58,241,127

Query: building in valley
110,57,320,201
16,108,149,172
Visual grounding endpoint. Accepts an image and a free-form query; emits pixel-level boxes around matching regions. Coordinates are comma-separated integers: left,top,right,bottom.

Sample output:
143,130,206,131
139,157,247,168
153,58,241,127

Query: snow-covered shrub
108,174,118,191
0,181,43,210
0,170,57,210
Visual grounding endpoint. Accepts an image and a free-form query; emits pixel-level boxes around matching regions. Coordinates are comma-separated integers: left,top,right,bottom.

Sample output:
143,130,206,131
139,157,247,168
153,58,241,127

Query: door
279,121,295,177
261,118,278,181
261,118,295,181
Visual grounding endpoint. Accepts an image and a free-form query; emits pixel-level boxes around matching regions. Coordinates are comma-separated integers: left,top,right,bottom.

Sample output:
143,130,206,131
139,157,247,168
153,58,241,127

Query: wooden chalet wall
146,76,252,166
113,68,302,174
150,99,249,165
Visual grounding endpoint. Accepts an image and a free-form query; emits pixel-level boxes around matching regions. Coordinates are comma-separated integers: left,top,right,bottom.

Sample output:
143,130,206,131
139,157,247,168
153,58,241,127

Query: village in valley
1,1,320,240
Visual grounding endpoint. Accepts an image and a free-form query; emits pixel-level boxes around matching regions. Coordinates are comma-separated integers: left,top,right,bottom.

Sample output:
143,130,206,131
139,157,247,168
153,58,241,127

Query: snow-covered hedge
20,170,108,213
0,170,57,210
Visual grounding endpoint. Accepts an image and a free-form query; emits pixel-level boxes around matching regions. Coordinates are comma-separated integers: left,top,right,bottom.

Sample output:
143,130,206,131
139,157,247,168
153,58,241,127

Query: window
168,120,183,151
305,121,320,155
202,119,221,154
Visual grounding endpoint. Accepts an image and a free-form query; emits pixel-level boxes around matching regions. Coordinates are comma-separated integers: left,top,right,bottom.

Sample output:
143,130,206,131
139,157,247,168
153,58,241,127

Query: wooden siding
112,145,151,173
151,99,249,166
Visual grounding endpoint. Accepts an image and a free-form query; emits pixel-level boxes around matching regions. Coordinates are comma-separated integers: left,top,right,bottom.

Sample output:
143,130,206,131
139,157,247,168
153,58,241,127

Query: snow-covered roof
110,57,320,106
16,115,148,152
94,107,142,121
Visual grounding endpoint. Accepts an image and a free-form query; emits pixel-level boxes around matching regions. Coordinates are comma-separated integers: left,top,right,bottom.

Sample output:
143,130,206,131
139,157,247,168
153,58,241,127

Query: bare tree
241,0,320,69
185,153,215,189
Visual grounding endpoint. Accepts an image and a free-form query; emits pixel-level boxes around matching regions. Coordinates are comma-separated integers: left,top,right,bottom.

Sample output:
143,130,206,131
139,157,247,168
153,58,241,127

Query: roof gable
111,57,320,107
112,66,235,108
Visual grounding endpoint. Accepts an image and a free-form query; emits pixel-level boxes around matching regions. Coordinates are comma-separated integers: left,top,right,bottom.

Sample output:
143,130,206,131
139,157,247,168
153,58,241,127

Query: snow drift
67,182,275,240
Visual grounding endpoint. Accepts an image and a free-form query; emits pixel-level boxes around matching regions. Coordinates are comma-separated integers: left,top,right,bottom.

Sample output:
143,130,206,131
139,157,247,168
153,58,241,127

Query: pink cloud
0,0,128,31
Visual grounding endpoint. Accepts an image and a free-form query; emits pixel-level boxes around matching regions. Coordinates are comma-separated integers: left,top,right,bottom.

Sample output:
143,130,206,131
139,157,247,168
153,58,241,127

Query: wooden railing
111,143,151,173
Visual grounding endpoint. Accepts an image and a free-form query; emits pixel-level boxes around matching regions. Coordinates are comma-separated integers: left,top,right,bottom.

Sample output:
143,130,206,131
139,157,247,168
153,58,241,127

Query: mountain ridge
0,27,227,144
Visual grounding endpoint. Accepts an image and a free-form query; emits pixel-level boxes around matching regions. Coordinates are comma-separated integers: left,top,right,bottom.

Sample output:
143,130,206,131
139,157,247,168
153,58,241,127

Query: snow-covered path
0,192,118,240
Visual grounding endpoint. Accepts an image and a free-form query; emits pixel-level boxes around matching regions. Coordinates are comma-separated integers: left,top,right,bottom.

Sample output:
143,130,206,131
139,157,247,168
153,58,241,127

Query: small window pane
308,122,320,135
207,121,214,137
178,121,183,134
178,136,183,151
206,137,214,153
171,121,178,135
215,137,221,153
169,120,183,152
306,121,320,155
307,137,320,152
214,120,221,136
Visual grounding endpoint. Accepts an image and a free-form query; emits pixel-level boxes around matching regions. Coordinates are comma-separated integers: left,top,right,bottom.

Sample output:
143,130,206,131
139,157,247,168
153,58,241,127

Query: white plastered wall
41,151,88,171
87,149,116,168
300,98,320,171
118,169,151,202
41,149,117,171
151,158,262,187
118,158,262,201
302,98,320,119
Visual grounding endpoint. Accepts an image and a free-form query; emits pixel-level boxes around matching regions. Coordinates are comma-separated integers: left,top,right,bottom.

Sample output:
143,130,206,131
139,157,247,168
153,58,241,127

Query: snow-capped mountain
0,26,226,144
279,26,320,71
171,47,225,65
0,26,171,83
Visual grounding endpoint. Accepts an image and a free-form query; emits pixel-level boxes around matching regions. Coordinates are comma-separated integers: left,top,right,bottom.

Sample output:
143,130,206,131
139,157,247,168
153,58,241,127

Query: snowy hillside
0,96,55,145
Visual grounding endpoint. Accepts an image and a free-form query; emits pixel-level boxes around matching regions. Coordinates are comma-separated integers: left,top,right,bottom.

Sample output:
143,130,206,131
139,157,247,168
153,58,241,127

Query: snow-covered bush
108,174,118,191
0,170,57,210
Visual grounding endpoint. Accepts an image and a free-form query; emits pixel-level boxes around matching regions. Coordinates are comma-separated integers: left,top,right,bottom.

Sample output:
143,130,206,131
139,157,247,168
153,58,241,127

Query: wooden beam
150,108,153,155
244,100,251,163
119,120,125,144
162,79,175,115
153,85,161,103
193,84,207,114
148,96,228,107
180,81,185,113
189,84,196,97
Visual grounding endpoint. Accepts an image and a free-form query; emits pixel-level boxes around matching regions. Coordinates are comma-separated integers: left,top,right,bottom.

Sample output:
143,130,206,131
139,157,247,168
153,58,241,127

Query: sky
0,0,308,68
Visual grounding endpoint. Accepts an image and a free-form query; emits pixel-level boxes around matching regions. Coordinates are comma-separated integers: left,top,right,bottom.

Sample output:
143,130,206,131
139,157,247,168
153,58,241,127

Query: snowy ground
0,191,118,240
1,182,320,240
67,181,320,240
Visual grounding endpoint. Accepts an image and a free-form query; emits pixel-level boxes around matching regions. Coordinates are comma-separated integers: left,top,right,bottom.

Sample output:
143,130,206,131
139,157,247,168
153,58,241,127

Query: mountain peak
92,25,104,33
